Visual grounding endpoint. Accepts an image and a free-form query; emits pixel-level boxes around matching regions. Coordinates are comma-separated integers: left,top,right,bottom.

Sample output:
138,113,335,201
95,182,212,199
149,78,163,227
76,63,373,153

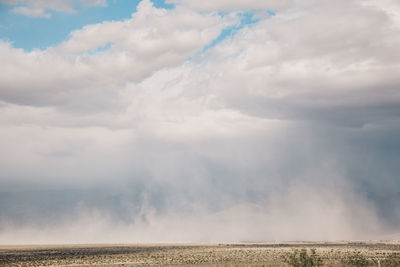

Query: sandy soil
1,242,400,266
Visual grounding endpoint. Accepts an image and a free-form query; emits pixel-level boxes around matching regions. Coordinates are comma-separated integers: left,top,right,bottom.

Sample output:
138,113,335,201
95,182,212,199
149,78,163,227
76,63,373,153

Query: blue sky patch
0,0,264,53
0,0,174,51
200,12,261,54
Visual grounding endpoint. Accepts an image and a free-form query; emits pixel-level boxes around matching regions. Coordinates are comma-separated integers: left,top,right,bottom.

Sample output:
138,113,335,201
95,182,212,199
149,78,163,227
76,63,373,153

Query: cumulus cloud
166,0,292,12
194,0,400,127
0,0,107,18
0,0,229,111
1,0,400,243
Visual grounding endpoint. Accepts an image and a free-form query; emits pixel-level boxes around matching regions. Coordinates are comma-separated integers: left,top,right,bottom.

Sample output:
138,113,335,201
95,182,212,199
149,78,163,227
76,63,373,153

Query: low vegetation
342,251,372,266
381,252,400,267
282,248,323,267
1,242,400,266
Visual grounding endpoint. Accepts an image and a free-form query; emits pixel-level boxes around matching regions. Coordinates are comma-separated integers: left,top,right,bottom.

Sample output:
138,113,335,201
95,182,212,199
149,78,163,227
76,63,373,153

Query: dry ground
1,242,400,266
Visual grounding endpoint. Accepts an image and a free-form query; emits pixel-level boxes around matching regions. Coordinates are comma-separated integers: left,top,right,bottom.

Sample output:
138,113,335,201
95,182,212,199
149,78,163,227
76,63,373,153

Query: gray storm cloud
1,0,400,244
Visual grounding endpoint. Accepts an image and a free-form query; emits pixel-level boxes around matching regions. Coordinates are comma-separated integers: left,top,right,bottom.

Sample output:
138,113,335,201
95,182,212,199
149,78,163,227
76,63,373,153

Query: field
1,242,400,266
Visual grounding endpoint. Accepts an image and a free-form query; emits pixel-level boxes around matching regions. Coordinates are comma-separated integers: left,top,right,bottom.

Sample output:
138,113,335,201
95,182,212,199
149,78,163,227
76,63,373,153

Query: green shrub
381,252,400,267
282,248,323,267
343,251,372,267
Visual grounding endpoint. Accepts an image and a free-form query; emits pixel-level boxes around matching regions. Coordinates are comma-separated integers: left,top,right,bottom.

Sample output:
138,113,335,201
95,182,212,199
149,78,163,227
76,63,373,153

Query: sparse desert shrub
343,251,373,267
381,252,400,267
282,248,323,267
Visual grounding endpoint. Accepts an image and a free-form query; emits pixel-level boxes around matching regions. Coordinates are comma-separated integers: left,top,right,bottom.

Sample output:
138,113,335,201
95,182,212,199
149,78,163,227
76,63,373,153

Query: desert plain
1,242,400,266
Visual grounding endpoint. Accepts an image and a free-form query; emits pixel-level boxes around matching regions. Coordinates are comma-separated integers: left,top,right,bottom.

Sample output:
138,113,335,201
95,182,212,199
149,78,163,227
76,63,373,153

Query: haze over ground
0,0,400,244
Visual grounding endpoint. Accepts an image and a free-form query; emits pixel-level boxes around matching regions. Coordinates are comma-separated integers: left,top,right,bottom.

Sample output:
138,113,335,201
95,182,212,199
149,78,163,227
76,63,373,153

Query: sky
0,0,400,244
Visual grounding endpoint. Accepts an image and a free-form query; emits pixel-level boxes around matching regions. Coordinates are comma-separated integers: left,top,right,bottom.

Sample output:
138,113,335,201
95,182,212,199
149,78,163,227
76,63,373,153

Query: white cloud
167,0,291,12
0,0,107,18
185,0,400,127
1,0,400,242
0,0,228,111
11,5,52,18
